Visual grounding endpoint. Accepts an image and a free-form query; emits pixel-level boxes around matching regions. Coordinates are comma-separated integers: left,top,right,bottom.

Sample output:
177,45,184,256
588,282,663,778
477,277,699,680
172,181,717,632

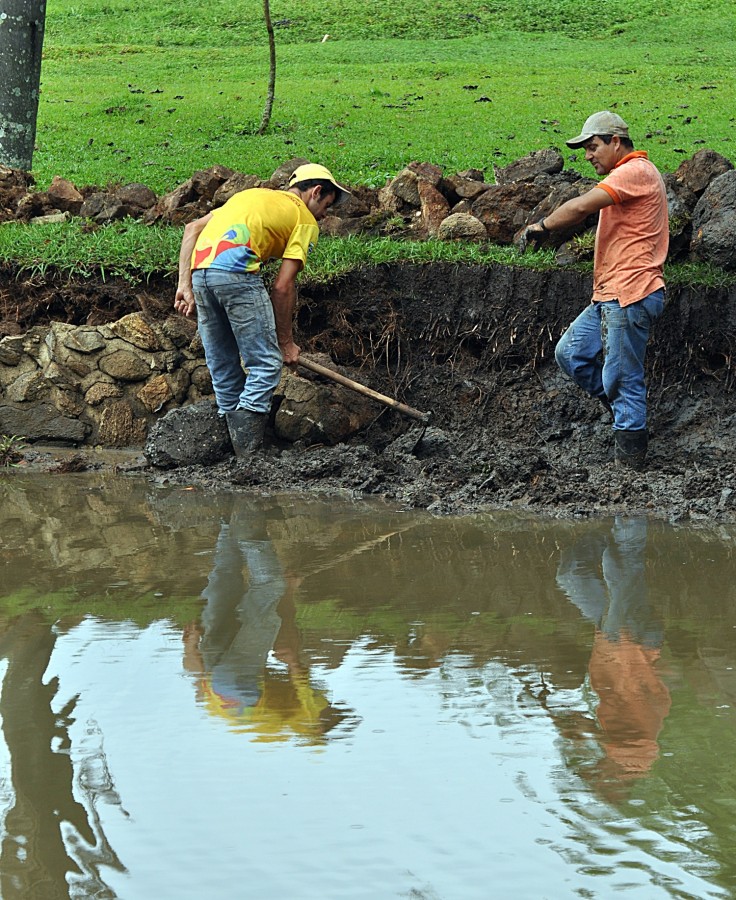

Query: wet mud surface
6,261,736,526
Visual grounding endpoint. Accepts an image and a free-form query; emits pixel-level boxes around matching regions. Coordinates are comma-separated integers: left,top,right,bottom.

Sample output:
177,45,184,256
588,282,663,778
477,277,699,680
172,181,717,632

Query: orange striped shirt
592,152,668,307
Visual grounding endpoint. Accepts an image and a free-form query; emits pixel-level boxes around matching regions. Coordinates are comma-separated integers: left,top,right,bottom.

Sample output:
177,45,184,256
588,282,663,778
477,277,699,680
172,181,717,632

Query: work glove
516,222,545,256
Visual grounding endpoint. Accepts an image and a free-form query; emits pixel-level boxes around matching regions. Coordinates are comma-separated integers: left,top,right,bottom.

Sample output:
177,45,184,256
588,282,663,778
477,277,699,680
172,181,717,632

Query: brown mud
5,262,736,526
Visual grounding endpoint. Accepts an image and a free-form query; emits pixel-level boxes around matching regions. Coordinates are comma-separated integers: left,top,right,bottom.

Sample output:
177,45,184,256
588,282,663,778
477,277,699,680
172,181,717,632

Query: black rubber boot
225,409,266,456
614,428,648,471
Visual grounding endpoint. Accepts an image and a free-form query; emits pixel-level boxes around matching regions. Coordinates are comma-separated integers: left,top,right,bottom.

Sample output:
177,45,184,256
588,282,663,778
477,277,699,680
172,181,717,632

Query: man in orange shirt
522,111,668,470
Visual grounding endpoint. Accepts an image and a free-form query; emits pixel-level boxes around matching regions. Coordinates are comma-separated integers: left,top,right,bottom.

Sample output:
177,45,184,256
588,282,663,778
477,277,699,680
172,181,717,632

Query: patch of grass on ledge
664,261,736,289
0,219,181,280
307,235,556,279
0,219,556,281
0,219,732,289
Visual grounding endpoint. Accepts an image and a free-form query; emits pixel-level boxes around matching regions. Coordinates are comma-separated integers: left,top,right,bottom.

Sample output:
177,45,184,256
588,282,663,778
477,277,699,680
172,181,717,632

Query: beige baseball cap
288,163,350,196
566,111,630,148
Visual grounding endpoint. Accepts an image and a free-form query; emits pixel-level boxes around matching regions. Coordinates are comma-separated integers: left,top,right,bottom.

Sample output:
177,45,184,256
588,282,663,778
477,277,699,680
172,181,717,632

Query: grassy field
36,0,736,192
1,0,733,277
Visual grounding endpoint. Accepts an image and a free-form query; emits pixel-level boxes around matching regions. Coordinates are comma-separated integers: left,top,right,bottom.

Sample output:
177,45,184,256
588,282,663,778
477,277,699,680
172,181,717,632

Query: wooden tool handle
297,357,431,423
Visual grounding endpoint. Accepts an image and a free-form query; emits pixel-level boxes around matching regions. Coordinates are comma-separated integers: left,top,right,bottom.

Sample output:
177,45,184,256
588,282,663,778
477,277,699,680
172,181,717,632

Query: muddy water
1,475,735,899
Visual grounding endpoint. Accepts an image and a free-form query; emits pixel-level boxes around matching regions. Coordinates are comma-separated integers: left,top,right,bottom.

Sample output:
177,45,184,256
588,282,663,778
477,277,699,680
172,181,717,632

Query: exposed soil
6,262,736,526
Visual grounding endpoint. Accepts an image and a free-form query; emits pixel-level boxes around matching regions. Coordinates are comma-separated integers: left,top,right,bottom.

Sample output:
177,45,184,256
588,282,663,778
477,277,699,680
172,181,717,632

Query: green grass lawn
1,0,733,277
36,0,736,192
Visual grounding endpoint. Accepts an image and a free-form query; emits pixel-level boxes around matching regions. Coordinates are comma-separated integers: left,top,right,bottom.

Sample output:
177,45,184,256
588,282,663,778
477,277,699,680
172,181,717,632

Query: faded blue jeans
192,269,283,414
554,289,664,432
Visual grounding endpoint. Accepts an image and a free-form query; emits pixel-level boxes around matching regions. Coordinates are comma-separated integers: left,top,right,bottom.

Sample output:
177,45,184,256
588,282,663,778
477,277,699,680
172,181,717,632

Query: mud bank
7,261,736,526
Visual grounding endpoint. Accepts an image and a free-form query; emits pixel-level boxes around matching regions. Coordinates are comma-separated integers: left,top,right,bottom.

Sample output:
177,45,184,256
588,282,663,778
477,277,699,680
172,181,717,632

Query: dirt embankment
5,261,736,526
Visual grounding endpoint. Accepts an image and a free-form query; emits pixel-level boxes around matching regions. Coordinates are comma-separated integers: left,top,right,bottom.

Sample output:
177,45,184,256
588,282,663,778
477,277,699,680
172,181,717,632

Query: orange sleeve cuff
597,183,621,204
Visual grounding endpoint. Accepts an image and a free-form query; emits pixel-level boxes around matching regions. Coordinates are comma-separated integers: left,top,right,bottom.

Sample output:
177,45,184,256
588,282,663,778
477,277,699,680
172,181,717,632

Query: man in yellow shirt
174,163,349,454
522,112,668,470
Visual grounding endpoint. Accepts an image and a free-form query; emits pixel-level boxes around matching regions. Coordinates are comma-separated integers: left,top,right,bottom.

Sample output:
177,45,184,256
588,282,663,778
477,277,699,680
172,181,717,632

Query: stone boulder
388,168,421,207
47,176,84,214
212,173,262,207
673,149,733,197
0,402,89,445
79,192,129,224
437,212,487,242
690,170,736,270
267,157,310,189
408,161,443,188
493,149,565,185
318,210,395,238
472,181,551,244
443,173,490,202
523,178,599,248
109,312,162,351
141,165,238,223
418,181,450,237
273,370,375,445
662,173,698,259
144,401,232,467
97,399,147,447
663,172,698,221
115,183,158,211
330,185,376,219
191,165,234,201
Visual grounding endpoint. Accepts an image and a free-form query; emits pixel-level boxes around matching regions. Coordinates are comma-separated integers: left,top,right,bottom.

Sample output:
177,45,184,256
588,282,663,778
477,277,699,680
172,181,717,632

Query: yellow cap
288,163,350,196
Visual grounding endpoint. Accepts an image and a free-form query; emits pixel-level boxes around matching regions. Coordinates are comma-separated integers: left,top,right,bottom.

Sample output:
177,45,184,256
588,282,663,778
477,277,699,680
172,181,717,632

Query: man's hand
280,339,301,368
516,221,546,255
174,286,196,317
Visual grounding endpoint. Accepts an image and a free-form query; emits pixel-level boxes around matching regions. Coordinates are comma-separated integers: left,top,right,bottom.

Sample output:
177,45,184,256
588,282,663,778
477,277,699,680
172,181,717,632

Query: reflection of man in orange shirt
556,517,671,778
588,630,670,776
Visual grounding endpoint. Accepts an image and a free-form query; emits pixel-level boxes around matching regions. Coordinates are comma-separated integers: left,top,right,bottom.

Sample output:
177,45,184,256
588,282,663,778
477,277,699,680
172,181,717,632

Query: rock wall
0,311,212,446
0,299,380,449
2,147,736,270
2,262,735,450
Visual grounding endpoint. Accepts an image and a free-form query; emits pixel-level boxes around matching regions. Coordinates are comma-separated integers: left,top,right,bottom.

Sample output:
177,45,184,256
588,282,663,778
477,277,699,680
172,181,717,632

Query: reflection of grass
0,587,203,628
295,596,564,646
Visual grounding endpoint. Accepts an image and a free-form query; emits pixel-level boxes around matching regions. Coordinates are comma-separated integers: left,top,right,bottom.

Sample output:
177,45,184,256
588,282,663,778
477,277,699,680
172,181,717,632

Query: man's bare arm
270,258,303,366
174,213,213,317
518,186,614,253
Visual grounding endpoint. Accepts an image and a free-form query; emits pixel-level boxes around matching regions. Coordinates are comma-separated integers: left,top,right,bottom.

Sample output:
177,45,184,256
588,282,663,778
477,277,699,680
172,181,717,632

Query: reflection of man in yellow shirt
198,666,332,742
183,509,351,744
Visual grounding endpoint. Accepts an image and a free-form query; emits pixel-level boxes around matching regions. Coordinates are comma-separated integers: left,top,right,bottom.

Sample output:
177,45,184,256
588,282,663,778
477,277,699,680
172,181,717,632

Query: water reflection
1,476,735,898
556,517,671,780
183,510,356,742
0,613,124,899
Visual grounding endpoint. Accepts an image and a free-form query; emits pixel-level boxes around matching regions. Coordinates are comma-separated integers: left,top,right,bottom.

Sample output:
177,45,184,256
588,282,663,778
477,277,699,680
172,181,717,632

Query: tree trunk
0,0,46,171
256,0,276,135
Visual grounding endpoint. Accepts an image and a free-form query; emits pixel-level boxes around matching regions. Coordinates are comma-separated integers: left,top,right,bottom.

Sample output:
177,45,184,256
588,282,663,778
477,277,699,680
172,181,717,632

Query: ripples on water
0,475,734,898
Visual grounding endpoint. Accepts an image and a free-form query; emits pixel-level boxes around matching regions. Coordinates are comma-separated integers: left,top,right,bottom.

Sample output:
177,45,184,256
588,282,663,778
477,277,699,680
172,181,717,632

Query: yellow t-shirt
192,188,319,273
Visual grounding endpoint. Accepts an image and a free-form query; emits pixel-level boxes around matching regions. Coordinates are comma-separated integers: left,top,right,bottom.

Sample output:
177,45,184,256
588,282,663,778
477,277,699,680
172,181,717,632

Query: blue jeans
192,269,283,414
554,289,664,432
